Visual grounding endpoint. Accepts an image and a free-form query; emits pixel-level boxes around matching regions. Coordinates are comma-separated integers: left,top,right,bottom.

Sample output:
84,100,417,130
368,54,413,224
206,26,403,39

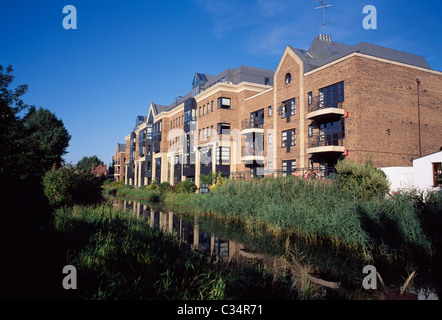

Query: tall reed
191,176,439,258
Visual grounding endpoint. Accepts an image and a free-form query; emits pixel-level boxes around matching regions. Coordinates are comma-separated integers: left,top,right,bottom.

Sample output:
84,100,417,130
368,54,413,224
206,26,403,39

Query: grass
53,204,319,300
186,177,441,262
103,176,442,269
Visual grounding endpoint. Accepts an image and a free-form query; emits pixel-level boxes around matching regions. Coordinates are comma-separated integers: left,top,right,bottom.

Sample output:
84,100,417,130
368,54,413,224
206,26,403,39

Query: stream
108,196,440,300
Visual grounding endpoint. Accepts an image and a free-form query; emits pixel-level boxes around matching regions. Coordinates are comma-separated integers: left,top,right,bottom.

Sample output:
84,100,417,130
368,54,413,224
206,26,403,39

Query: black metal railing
241,118,263,131
308,95,344,113
229,167,337,181
308,132,344,148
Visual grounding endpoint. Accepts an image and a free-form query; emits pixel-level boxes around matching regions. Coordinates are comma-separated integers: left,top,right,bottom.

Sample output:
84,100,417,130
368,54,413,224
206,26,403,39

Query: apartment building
112,143,126,182
117,35,442,188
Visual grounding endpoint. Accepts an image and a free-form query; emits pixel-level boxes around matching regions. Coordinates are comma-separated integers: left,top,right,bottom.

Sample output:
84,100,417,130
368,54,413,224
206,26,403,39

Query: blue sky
1,0,441,165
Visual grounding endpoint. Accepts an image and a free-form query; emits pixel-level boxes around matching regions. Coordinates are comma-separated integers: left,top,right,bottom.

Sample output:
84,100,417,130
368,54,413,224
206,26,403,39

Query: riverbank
53,204,318,300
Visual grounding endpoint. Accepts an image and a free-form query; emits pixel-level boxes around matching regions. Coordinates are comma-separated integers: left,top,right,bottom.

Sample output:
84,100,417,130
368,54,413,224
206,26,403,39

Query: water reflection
110,197,440,300
116,199,247,263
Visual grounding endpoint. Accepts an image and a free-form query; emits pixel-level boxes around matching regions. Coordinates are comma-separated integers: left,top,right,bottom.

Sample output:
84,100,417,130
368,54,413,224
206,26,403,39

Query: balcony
241,145,264,162
306,95,345,120
241,118,264,135
307,132,345,154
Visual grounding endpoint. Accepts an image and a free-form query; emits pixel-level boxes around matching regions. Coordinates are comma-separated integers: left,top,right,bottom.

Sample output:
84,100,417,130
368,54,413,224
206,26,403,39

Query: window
282,129,295,148
203,105,205,115
268,106,272,117
218,123,230,135
282,161,288,176
291,130,296,146
291,160,297,172
250,109,264,128
268,161,272,171
318,119,345,145
278,103,287,118
308,92,313,105
308,125,313,138
268,133,272,145
319,81,345,109
216,147,230,165
289,99,296,116
285,73,291,84
199,107,201,117
433,163,442,187
265,77,270,85
211,101,214,112
218,97,231,109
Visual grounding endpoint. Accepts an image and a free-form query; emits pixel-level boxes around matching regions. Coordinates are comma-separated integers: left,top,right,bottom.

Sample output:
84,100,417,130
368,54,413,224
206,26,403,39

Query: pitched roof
290,36,432,73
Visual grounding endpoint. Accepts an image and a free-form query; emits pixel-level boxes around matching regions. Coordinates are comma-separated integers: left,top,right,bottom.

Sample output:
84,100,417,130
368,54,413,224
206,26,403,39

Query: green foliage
53,204,309,300
43,164,103,208
191,175,438,259
335,158,390,200
209,172,225,193
175,180,197,194
77,155,104,171
1,65,32,184
52,205,227,299
147,180,158,190
24,106,71,174
146,189,162,203
1,66,71,186
200,171,216,185
158,182,174,193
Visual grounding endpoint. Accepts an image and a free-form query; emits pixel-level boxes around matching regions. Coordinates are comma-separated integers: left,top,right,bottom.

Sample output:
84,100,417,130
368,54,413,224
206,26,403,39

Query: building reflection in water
121,200,246,263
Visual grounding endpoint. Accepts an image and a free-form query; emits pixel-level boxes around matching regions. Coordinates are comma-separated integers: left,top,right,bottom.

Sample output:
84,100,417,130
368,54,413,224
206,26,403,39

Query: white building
381,151,442,194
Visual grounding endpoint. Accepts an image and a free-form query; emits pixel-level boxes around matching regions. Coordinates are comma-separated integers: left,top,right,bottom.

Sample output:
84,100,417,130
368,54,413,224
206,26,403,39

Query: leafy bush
43,164,103,208
147,180,158,190
159,182,175,193
209,172,225,193
175,180,197,194
335,158,390,200
200,171,216,185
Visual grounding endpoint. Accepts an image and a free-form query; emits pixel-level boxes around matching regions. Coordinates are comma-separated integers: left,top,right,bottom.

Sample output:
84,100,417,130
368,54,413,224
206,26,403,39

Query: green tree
23,106,71,179
77,155,104,170
0,65,30,184
43,164,103,208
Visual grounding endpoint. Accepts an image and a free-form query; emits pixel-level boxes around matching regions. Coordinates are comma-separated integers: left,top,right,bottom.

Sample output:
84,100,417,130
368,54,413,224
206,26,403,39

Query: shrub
159,182,172,193
335,158,390,200
43,164,103,208
147,180,158,190
209,172,225,193
200,171,216,185
175,180,197,194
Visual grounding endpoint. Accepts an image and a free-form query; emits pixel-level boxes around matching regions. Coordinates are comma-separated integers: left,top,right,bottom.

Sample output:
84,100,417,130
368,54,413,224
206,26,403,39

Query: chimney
318,34,332,42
